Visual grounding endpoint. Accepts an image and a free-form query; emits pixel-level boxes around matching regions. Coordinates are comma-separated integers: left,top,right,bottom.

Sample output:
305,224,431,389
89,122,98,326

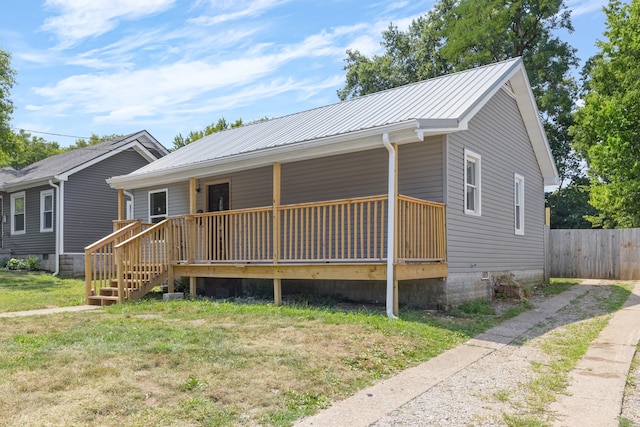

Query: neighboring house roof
1,130,168,192
108,58,558,189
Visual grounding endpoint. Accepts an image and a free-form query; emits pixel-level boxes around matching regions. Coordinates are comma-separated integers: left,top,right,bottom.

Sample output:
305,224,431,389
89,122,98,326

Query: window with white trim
149,189,167,224
40,189,54,232
464,149,481,215
514,173,524,235
11,192,26,235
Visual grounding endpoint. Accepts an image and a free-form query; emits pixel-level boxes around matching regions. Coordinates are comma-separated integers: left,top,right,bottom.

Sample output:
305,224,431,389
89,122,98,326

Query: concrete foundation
195,269,545,309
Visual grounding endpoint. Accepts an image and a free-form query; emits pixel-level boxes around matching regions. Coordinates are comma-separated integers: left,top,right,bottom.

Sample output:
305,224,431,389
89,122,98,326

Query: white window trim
464,149,481,216
40,189,54,233
10,191,26,235
148,189,168,223
514,173,525,235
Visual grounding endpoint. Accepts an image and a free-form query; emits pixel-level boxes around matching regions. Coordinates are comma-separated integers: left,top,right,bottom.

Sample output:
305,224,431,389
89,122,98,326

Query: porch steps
86,269,168,306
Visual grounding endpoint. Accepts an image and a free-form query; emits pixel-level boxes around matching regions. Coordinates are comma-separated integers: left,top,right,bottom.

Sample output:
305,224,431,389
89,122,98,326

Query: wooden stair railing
85,220,149,305
113,219,172,303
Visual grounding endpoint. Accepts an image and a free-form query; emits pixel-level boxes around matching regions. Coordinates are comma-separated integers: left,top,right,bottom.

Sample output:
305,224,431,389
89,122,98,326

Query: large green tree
339,0,580,187
3,130,63,169
0,45,17,160
572,0,640,228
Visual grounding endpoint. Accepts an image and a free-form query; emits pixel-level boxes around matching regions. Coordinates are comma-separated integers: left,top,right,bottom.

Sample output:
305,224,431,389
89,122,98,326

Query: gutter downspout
48,179,61,276
382,133,398,319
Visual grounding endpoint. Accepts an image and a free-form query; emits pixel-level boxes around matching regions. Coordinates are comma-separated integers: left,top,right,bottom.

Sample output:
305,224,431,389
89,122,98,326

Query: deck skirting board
172,262,448,281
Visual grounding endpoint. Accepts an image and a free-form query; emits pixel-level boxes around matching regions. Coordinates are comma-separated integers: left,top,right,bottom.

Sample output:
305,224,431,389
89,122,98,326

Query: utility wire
10,127,90,140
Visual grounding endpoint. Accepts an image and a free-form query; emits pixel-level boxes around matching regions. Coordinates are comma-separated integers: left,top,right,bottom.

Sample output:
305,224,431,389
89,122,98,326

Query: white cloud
567,0,607,17
41,0,176,48
189,0,290,26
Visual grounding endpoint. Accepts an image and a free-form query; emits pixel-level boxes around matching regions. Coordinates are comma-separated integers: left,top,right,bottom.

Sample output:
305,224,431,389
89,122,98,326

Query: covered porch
87,154,448,316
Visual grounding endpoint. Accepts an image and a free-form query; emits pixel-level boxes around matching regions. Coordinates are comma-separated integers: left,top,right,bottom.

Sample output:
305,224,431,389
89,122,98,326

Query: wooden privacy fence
548,228,640,280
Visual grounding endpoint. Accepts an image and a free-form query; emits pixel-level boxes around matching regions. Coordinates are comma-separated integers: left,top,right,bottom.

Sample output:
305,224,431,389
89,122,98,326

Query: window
11,192,26,235
40,189,54,232
149,189,167,224
514,174,524,235
464,149,481,215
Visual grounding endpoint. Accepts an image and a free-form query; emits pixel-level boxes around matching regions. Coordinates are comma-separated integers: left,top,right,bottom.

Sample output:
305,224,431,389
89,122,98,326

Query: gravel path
298,280,640,427
372,282,640,427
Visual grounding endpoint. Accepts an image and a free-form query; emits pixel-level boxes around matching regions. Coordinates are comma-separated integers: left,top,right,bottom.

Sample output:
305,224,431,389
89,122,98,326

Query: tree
0,45,17,155
572,0,640,228
3,130,63,169
172,117,244,151
338,0,581,187
545,177,598,228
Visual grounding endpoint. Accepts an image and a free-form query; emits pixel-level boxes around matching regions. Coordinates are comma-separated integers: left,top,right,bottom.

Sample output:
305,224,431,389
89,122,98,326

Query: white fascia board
107,121,423,189
509,67,560,185
58,135,159,180
1,177,67,192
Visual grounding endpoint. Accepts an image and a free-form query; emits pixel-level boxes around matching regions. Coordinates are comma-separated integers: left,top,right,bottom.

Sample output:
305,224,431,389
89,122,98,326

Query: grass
0,270,85,312
502,283,632,427
0,271,524,427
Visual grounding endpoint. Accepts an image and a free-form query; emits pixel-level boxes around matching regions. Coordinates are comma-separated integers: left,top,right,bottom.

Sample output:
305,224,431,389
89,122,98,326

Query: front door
207,183,230,213
207,183,230,260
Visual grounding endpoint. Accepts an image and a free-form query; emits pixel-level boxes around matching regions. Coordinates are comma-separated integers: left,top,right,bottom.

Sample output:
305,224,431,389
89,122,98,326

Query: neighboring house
90,58,557,314
0,131,168,276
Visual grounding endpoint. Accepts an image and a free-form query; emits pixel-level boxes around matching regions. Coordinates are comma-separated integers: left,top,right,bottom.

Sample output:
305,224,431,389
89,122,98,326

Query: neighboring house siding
3,185,56,255
64,150,152,253
446,88,545,273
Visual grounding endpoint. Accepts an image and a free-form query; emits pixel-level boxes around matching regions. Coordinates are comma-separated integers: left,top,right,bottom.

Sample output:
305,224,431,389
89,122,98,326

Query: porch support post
189,177,197,299
383,134,399,318
273,163,282,306
117,189,125,221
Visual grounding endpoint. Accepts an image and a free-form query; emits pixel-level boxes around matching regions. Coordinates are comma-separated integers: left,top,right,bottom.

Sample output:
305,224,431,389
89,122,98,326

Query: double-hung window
149,189,168,224
464,149,481,216
41,189,54,232
514,174,524,235
11,192,26,235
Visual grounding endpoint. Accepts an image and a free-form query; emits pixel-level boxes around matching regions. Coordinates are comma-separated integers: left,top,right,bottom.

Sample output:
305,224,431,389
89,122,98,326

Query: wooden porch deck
85,194,447,307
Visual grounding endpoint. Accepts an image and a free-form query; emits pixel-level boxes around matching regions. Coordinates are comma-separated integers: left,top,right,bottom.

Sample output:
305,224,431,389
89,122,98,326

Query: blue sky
0,0,610,148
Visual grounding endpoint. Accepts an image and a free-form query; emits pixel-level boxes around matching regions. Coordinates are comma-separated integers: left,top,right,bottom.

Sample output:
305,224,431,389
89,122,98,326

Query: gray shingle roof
0,130,167,190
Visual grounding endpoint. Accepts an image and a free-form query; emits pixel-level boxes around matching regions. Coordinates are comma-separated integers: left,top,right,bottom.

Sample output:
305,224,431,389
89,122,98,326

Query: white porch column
382,133,399,318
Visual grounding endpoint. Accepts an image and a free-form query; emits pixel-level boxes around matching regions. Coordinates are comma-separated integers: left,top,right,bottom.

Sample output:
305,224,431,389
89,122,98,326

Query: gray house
0,131,167,275
89,58,557,314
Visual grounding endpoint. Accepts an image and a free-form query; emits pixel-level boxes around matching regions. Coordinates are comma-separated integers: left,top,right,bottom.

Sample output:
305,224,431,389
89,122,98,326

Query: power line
10,127,90,140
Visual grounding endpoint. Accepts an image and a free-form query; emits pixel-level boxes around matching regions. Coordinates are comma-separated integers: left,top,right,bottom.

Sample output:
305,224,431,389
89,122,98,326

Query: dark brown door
207,183,230,212
207,183,230,260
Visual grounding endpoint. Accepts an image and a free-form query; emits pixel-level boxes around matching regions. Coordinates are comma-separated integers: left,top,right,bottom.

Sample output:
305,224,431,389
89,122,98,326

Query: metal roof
111,58,558,187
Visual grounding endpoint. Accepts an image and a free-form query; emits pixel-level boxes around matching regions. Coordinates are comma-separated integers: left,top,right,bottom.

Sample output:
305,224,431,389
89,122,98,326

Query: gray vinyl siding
446,88,545,273
2,185,56,255
282,137,443,204
133,181,189,220
64,150,152,252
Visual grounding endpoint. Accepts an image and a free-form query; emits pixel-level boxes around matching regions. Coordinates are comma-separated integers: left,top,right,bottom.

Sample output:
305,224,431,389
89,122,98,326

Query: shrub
26,256,40,271
6,258,27,270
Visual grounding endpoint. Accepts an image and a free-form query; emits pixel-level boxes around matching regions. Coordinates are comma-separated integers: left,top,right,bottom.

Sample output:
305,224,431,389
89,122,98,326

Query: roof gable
0,130,168,191
109,58,558,188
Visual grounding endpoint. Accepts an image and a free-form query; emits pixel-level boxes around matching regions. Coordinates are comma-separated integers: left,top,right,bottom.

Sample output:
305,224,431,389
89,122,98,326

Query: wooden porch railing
86,194,446,303
279,196,388,262
397,195,447,261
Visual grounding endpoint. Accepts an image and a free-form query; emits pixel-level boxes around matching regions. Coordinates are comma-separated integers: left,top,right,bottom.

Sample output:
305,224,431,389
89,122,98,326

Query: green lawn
0,270,540,426
0,270,85,313
0,273,588,426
